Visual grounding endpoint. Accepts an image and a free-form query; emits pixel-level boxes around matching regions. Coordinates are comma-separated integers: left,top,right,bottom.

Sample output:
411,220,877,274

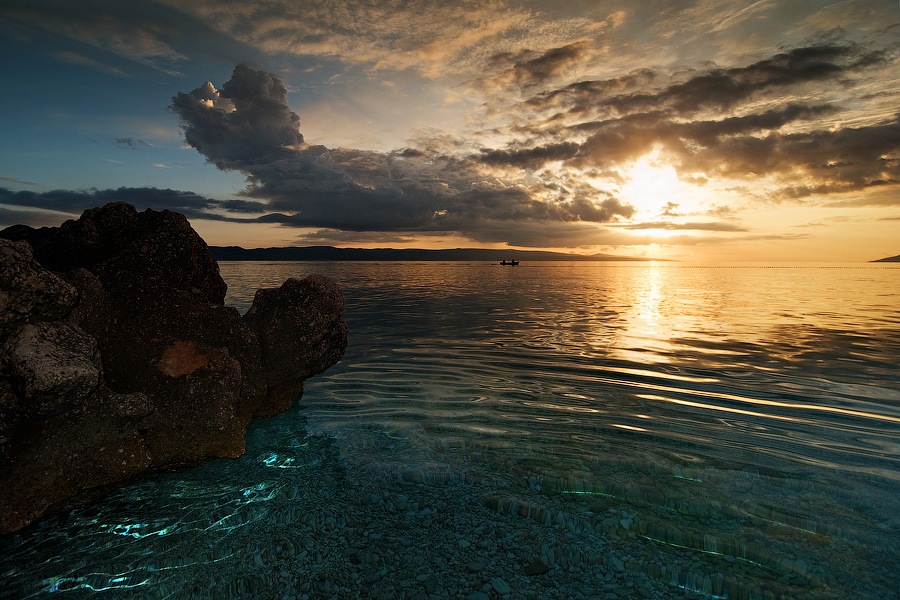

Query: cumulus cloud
167,41,898,248
169,65,635,245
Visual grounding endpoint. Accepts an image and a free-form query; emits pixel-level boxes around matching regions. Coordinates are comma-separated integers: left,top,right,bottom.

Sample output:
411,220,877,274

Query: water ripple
1,262,897,599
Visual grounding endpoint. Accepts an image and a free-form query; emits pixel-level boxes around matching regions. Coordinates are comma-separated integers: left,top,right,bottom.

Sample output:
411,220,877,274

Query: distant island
210,246,659,262
872,254,900,262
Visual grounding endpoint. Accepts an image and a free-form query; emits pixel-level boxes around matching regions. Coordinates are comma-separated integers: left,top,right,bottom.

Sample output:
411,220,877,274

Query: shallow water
2,262,899,599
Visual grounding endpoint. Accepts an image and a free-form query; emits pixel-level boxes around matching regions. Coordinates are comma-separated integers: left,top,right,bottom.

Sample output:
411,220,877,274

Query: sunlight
617,154,703,217
632,228,678,239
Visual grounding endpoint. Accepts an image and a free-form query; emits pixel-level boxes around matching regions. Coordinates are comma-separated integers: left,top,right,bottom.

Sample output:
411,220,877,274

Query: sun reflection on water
1,262,898,599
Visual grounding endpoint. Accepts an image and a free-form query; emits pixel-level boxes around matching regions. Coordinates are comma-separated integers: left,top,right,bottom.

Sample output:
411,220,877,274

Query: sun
617,154,705,218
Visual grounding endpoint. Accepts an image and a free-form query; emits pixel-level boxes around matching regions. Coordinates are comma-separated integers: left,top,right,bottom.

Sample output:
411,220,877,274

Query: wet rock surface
0,203,347,533
244,275,348,417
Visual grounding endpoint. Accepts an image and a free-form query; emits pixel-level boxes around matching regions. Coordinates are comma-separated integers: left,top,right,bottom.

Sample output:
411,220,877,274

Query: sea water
1,262,898,599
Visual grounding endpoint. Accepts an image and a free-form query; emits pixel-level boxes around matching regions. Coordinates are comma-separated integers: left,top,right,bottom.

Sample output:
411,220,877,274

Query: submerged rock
244,275,348,417
0,203,347,533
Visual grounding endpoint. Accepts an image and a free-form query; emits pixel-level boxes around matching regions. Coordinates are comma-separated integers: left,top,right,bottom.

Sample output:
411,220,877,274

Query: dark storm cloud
0,186,267,222
527,42,887,118
482,104,838,171
475,39,900,201
510,41,594,84
169,65,635,242
459,44,900,232
171,65,306,169
479,142,580,169
676,114,900,195
571,104,843,169
567,110,900,197
524,69,657,113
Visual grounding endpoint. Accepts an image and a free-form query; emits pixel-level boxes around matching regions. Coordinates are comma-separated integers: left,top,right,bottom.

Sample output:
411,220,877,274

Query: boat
500,259,519,266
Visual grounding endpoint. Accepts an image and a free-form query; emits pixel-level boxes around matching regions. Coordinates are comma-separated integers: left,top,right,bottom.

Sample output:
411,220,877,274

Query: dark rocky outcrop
0,203,348,534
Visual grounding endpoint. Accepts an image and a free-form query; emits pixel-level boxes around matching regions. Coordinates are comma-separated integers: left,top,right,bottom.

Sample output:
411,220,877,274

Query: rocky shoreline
0,203,347,534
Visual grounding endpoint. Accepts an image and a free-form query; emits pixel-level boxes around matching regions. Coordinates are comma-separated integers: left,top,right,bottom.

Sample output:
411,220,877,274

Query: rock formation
0,203,348,534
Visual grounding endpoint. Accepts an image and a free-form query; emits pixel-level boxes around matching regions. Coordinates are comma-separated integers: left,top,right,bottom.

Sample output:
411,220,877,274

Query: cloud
466,40,596,95
3,0,193,75
293,228,425,246
165,0,525,75
620,221,748,232
0,176,37,186
0,186,268,224
115,137,147,149
525,42,887,119
0,207,70,228
51,50,126,76
660,202,681,217
656,0,779,38
795,2,899,34
478,142,580,169
678,114,900,196
823,193,900,208
168,50,898,247
171,68,306,170
471,40,899,204
169,65,635,246
523,69,657,114
160,0,621,80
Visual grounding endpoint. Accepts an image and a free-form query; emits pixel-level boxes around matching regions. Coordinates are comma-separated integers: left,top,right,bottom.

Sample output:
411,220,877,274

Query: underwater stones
0,202,347,533
524,559,550,576
491,576,511,595
608,555,626,573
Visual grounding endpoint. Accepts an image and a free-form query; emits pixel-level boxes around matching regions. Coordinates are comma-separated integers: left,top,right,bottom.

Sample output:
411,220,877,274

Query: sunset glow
0,1,897,261
619,157,703,217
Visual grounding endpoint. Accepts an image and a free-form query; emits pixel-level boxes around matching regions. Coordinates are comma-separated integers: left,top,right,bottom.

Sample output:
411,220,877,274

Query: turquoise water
2,262,899,599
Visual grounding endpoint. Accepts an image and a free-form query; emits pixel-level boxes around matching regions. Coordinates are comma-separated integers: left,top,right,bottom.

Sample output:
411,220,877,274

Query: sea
1,261,898,600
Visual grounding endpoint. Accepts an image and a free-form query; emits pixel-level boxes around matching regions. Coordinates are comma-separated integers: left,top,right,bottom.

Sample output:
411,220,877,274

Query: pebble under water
2,261,899,600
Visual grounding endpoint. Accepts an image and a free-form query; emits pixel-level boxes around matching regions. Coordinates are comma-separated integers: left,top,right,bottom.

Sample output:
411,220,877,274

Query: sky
0,0,898,261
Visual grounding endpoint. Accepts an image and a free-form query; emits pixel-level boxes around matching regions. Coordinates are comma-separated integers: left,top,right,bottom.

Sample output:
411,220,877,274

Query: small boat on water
500,259,519,266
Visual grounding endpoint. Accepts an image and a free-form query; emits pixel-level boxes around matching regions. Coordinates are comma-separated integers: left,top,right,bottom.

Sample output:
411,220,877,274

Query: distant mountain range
209,246,656,262
872,254,900,262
